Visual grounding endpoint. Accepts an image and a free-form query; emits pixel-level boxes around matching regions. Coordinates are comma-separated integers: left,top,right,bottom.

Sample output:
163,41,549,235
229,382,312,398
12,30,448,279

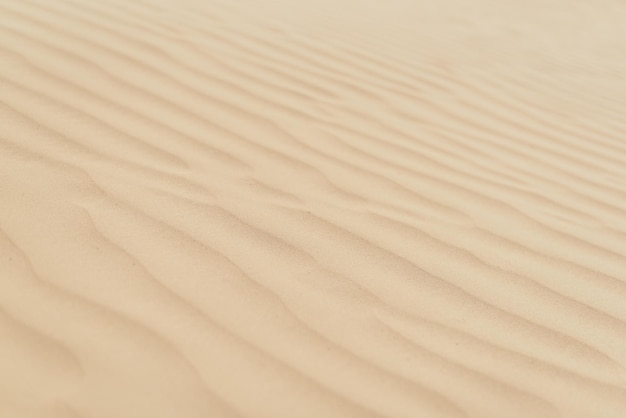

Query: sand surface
1,0,626,417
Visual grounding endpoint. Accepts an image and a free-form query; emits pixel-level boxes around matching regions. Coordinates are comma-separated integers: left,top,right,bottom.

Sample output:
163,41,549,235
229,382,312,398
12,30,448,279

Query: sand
1,0,626,417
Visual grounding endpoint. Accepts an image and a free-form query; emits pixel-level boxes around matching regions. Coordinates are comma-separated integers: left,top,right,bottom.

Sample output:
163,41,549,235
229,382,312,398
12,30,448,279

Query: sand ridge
1,0,626,417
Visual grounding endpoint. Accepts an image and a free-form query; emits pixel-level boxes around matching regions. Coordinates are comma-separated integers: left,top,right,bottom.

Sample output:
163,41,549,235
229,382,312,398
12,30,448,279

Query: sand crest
1,0,626,417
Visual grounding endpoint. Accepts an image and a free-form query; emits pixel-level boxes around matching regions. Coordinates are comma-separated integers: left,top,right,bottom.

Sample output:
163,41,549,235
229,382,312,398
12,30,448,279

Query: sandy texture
1,0,626,417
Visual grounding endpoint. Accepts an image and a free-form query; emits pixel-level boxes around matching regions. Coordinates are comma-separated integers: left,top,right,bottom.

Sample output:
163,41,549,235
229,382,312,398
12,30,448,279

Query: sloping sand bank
1,0,626,417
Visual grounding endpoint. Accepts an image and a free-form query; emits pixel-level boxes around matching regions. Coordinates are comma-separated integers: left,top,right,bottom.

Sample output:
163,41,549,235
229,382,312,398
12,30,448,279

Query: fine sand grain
1,0,626,417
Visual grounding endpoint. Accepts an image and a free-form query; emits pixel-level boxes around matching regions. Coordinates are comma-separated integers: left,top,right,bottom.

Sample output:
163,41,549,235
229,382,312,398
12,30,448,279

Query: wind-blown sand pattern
1,0,626,417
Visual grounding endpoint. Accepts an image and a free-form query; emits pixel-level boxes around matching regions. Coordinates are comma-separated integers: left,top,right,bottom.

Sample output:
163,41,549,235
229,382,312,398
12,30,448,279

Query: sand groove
1,0,626,417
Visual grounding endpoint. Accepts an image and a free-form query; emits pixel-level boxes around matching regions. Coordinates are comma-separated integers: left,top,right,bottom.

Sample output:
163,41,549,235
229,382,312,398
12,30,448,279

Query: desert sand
1,0,626,417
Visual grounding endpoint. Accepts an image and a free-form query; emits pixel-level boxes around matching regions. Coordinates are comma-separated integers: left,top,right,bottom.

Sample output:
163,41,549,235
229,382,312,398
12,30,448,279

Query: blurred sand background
1,0,626,417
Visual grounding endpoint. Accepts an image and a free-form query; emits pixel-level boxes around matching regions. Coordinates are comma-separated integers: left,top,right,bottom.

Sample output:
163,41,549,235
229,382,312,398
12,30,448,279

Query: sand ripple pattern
1,0,626,417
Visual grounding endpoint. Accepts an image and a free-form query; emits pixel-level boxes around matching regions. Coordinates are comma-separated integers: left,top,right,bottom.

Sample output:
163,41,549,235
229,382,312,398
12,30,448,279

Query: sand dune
1,0,626,417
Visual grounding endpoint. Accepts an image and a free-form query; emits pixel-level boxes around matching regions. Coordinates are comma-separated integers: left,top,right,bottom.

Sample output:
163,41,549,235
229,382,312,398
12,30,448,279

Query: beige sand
1,0,626,417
